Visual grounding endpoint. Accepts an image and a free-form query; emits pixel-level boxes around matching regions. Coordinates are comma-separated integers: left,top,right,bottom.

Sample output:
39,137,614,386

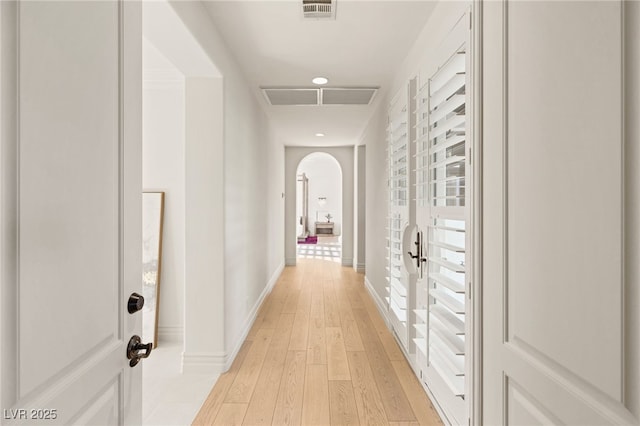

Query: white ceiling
202,1,436,146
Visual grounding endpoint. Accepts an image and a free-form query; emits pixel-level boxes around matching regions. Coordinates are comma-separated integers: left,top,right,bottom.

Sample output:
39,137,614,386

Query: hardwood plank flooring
243,314,294,425
301,364,331,425
288,290,311,351
391,360,444,426
307,291,327,365
193,258,443,426
212,404,247,425
347,351,388,425
272,351,307,425
192,341,253,425
326,327,350,381
225,329,274,403
328,380,359,425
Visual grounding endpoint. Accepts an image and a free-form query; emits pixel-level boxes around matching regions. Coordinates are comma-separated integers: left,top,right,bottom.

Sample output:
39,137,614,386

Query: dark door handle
127,335,153,367
127,292,145,314
411,232,423,269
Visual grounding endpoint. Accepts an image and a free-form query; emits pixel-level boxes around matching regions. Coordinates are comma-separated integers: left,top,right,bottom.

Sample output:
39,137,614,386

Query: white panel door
1,1,142,424
483,1,638,424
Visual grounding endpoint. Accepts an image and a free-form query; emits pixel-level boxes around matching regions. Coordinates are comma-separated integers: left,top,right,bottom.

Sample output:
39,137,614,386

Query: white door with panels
1,2,144,424
483,1,639,424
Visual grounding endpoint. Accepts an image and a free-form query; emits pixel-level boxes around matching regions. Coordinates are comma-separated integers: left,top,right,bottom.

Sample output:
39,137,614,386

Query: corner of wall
285,257,297,266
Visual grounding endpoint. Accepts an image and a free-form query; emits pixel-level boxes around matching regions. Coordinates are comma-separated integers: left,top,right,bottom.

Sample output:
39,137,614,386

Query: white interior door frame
470,1,483,424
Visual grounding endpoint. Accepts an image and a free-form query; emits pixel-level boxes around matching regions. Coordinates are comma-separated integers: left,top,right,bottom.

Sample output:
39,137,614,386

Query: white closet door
483,1,638,424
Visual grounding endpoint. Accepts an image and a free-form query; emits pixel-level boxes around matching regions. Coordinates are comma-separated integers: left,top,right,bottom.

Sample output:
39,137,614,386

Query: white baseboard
158,326,183,344
181,352,226,374
355,263,365,273
364,275,390,328
285,257,296,266
223,260,285,371
341,257,353,267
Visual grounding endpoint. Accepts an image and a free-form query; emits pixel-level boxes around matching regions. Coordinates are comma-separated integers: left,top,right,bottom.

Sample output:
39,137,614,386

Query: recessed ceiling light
312,77,329,85
315,133,325,137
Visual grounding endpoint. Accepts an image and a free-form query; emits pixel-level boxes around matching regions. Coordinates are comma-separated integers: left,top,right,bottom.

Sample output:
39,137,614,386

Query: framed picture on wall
142,191,165,349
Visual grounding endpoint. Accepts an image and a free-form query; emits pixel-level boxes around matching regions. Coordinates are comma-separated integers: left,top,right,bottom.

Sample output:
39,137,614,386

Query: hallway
192,259,442,425
297,236,342,262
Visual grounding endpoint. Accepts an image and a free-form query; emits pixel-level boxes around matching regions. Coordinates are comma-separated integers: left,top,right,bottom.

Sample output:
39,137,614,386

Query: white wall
362,1,470,308
167,1,285,370
361,106,387,298
183,76,226,371
297,153,343,236
142,41,185,343
143,1,226,374
354,145,366,272
285,147,354,267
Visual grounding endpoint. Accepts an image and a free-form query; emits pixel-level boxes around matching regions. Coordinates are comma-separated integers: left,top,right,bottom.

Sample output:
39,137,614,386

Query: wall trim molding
158,326,183,344
341,257,353,267
223,260,285,371
285,257,296,266
181,352,226,374
355,263,365,273
364,275,390,328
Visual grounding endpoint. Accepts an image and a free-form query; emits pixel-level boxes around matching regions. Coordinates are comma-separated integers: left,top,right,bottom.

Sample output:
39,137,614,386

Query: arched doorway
296,152,343,262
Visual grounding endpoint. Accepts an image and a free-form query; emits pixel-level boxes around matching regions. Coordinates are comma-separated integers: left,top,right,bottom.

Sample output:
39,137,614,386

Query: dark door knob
127,335,152,367
127,292,145,314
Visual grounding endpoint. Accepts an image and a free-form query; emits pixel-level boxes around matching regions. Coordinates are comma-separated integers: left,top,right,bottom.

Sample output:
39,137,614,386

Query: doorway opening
141,2,223,425
296,152,343,262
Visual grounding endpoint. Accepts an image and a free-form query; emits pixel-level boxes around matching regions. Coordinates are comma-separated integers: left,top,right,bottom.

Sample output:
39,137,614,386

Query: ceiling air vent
263,89,319,106
321,88,377,105
302,0,336,19
262,87,378,106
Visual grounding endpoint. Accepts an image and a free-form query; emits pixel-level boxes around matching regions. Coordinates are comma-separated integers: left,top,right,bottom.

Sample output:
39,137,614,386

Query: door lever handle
127,335,153,367
408,251,419,259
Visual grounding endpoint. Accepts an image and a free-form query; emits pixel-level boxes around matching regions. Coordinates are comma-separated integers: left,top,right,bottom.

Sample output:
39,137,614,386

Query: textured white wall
142,42,185,343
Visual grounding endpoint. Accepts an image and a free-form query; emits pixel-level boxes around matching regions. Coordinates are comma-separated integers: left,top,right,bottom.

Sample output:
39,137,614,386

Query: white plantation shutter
386,94,410,348
415,43,469,424
384,12,472,424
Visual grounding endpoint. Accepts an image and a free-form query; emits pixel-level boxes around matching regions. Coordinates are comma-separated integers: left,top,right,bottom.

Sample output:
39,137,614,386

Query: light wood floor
192,258,443,426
